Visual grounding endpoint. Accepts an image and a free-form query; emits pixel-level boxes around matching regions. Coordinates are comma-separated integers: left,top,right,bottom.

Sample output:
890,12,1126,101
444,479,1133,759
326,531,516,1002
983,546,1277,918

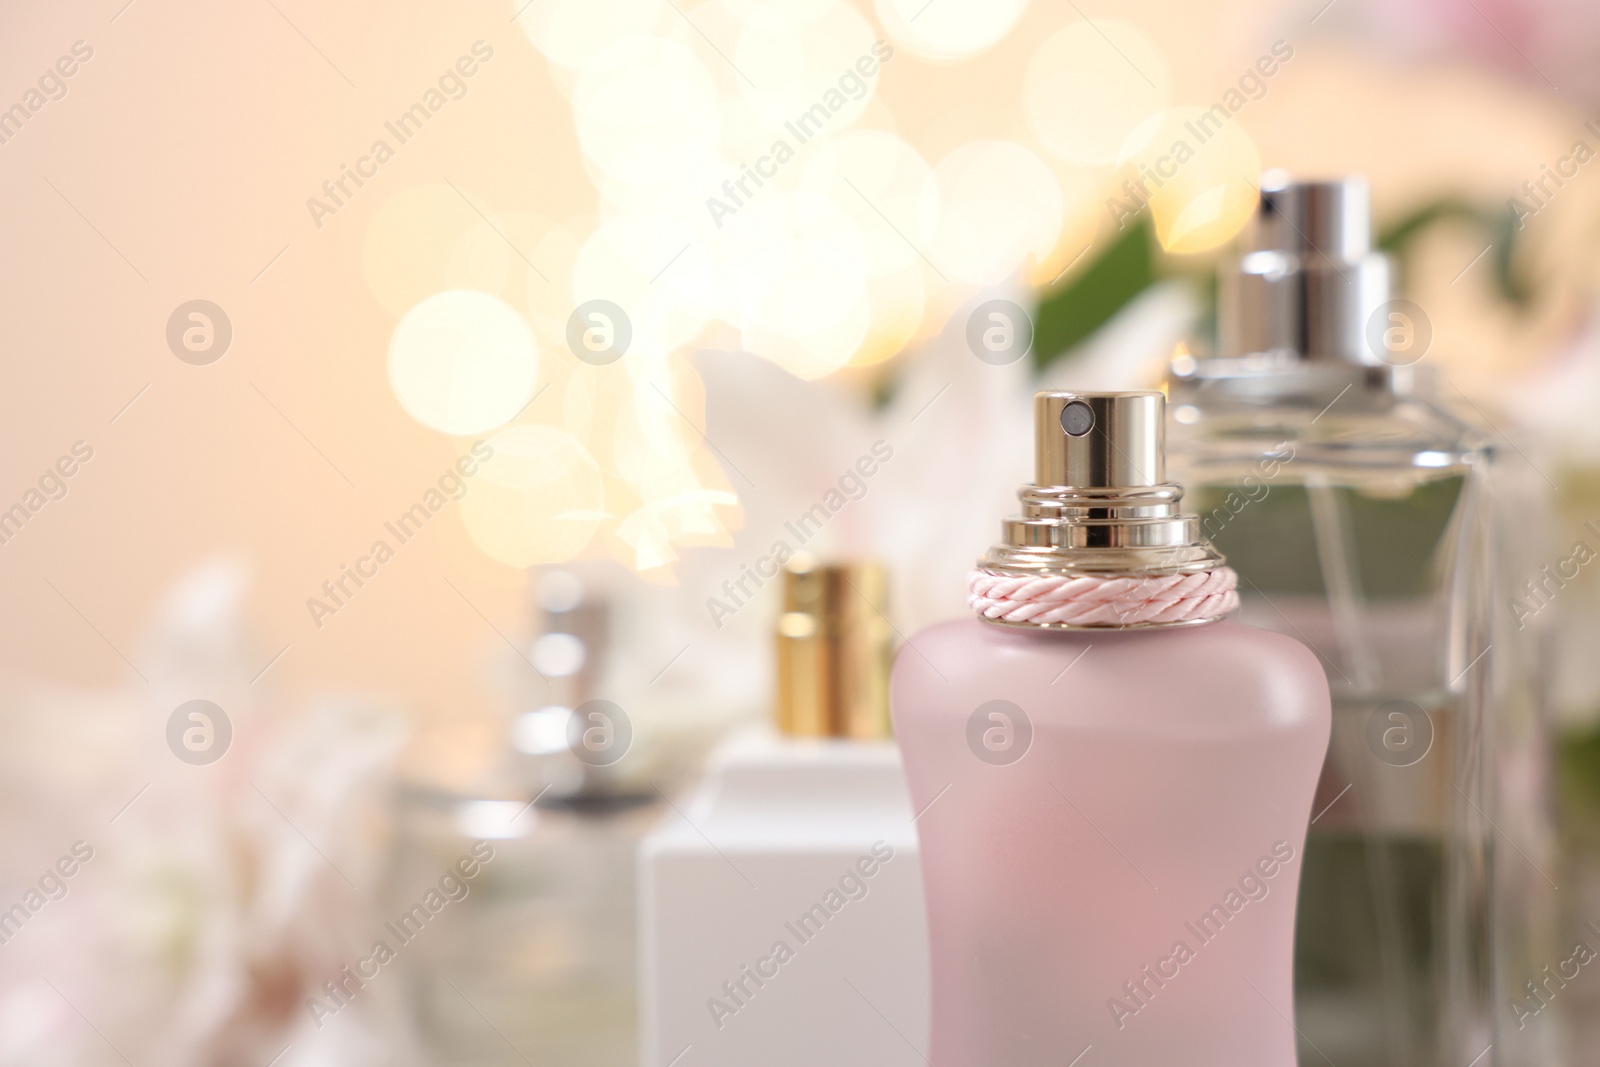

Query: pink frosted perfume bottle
891,391,1331,1067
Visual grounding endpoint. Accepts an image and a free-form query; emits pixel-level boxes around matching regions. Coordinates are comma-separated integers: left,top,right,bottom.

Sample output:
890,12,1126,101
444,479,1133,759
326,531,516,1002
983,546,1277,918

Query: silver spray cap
979,392,1224,578
1033,392,1164,488
1219,171,1390,366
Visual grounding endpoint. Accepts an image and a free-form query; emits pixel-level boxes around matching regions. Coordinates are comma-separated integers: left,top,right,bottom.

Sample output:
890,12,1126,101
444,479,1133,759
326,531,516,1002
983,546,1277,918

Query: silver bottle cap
979,392,1224,578
1218,171,1390,366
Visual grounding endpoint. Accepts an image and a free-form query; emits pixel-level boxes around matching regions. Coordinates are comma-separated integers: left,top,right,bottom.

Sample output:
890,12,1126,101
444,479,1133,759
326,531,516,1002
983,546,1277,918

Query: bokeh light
572,36,721,204
799,129,939,278
722,0,836,21
609,354,740,569
411,2,1280,575
853,262,928,366
524,217,592,345
364,184,512,318
933,140,1063,285
734,0,880,130
459,424,606,567
873,0,1030,61
572,211,717,356
387,291,540,435
1024,19,1170,165
719,191,872,378
1121,107,1262,255
513,0,668,83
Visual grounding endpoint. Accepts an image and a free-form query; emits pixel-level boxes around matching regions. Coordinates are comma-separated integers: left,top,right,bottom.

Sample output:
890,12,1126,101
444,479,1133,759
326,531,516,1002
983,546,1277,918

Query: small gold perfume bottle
776,555,893,740
640,554,928,1067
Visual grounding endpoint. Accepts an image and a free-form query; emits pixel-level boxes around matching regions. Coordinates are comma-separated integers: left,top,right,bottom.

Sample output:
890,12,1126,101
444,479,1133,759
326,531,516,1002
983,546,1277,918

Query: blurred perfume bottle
892,392,1330,1067
389,783,653,1067
394,567,703,1067
638,556,929,1067
1169,174,1558,1067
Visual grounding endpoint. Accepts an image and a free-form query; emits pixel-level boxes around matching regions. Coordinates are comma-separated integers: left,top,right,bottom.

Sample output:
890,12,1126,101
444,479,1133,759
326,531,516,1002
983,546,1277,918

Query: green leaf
1031,216,1155,371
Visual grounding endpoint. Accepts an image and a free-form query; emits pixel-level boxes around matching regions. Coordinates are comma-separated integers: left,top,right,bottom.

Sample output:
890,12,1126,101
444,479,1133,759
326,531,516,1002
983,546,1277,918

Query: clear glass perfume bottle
892,392,1330,1067
394,567,686,1067
1168,174,1555,1067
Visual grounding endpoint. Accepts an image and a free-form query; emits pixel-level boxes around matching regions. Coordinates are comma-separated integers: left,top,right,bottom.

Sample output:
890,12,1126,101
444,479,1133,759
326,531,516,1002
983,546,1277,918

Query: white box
639,730,930,1066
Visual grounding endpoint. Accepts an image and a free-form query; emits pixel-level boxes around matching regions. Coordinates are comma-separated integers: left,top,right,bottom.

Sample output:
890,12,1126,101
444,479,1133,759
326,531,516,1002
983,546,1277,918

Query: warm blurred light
723,0,835,21
616,488,740,570
364,184,511,318
735,1,879,129
572,211,716,355
511,706,573,756
444,221,514,300
615,479,743,570
1026,163,1103,286
1171,341,1197,376
874,0,1030,61
1024,19,1169,166
557,358,634,445
388,291,540,435
852,262,927,367
445,209,566,314
594,147,725,220
720,192,872,378
514,0,667,80
1120,107,1261,255
661,2,748,101
799,129,939,279
531,632,587,675
456,799,534,839
459,424,606,566
474,0,1261,580
572,36,720,201
611,354,707,469
610,355,740,570
524,217,590,346
717,96,789,193
743,289,874,379
933,141,1063,285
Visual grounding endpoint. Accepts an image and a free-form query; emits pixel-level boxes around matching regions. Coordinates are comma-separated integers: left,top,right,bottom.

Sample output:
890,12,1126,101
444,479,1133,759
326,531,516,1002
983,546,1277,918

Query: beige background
0,0,1591,738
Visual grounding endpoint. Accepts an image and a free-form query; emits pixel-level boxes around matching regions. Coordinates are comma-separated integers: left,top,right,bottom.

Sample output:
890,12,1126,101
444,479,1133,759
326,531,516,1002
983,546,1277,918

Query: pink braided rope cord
968,566,1240,627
